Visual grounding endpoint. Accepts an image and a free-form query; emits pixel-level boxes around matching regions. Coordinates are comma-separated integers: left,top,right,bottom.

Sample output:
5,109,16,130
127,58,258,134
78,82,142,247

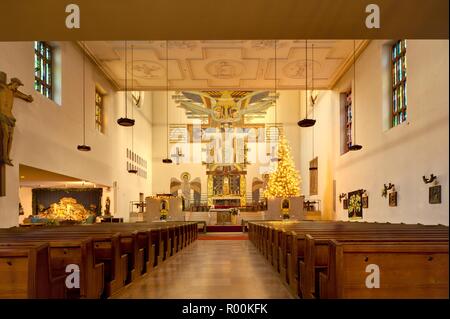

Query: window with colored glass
95,89,105,133
391,40,407,127
345,90,352,151
34,41,53,99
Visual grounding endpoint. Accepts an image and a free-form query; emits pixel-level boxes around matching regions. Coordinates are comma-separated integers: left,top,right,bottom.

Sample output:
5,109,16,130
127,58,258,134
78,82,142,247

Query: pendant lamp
349,40,363,151
128,44,138,174
162,40,173,164
117,41,135,127
270,39,280,162
77,41,91,152
309,43,318,171
298,39,316,127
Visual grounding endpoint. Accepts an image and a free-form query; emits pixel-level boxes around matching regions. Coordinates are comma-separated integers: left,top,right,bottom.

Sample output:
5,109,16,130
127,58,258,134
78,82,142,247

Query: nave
113,234,293,299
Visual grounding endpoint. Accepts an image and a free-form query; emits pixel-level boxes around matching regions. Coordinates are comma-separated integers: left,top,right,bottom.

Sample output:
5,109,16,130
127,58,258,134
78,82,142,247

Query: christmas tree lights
264,135,302,198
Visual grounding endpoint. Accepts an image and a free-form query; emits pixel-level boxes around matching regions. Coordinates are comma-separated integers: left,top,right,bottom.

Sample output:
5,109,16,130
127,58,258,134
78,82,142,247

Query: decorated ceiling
81,40,368,91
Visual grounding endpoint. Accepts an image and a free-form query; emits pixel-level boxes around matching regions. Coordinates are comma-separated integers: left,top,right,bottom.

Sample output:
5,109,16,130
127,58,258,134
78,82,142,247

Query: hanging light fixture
162,40,173,164
349,40,363,151
309,43,318,171
298,39,316,128
128,44,138,174
270,39,280,162
77,41,92,152
117,41,135,127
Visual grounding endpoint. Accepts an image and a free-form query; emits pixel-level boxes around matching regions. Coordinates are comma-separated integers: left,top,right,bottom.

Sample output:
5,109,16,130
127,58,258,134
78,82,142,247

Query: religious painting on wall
160,199,169,220
362,194,369,208
429,185,441,204
343,198,348,210
348,190,363,219
175,90,276,126
389,191,398,207
281,198,290,219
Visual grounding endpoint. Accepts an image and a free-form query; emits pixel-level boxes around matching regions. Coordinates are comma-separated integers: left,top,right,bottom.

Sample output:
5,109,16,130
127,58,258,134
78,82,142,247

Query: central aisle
113,234,294,299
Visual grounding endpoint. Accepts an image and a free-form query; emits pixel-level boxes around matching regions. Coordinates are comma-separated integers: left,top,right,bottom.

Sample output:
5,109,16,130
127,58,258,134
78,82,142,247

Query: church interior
0,38,448,299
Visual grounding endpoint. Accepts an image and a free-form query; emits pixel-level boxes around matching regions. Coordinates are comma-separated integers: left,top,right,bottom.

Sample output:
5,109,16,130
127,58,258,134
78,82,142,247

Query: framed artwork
348,190,363,219
389,191,397,207
160,199,169,211
343,199,348,210
362,195,369,208
281,198,290,211
429,185,441,204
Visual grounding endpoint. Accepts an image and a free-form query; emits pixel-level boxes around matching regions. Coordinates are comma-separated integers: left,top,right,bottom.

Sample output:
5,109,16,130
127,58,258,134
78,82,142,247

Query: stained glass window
345,90,352,152
34,41,53,99
95,89,105,133
391,40,407,127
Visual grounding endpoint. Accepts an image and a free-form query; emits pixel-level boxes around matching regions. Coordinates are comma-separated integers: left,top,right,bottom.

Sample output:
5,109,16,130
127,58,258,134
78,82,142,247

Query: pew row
0,221,198,299
248,220,449,299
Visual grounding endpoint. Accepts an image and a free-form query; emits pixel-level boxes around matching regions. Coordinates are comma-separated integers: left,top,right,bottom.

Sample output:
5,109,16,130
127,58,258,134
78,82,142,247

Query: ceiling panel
82,40,368,91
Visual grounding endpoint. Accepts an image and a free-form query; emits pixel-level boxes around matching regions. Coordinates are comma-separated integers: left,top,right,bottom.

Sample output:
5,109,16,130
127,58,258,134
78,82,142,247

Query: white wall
0,42,153,227
300,40,449,225
299,90,335,220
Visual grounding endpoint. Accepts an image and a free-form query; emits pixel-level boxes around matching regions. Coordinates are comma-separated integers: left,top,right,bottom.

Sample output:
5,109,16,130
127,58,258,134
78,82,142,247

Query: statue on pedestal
104,197,111,216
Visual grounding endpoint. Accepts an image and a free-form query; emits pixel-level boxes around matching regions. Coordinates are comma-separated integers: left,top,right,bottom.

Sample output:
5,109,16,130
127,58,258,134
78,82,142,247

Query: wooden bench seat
0,240,101,298
248,221,449,299
0,221,198,299
322,240,449,298
301,232,449,299
0,243,67,299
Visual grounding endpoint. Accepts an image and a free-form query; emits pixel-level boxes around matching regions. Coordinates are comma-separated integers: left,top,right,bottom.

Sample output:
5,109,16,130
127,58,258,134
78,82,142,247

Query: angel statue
176,90,276,125
170,172,201,209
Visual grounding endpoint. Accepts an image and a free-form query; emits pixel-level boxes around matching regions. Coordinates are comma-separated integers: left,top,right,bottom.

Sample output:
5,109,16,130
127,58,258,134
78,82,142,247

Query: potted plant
160,210,168,221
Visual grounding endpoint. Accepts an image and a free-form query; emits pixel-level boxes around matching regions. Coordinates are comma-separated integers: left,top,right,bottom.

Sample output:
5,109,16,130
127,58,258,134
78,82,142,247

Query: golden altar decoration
207,164,246,206
38,197,93,221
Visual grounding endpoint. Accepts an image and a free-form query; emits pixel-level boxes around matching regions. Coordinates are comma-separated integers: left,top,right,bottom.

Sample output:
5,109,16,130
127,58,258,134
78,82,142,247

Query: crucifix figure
170,146,185,165
0,71,33,196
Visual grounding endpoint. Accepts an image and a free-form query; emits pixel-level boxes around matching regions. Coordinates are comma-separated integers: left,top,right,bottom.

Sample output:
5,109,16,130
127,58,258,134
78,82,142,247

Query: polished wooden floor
113,234,294,299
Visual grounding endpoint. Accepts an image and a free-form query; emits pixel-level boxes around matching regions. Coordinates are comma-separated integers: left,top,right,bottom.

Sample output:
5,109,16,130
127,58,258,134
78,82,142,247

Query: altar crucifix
0,71,33,196
171,146,185,165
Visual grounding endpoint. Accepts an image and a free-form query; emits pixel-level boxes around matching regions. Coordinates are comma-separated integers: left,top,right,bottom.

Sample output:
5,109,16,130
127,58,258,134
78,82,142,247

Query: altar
206,164,247,207
209,208,232,225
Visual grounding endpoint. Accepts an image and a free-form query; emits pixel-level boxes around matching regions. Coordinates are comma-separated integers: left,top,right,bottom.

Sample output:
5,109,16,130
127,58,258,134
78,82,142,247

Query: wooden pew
0,221,198,299
263,222,444,290
0,238,103,299
0,243,66,299
322,240,449,298
248,221,449,299
296,227,447,296
301,231,449,299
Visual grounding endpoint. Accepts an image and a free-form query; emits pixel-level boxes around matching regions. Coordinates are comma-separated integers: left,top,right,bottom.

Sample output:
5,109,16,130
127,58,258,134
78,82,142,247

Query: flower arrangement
348,194,361,217
229,208,239,216
160,209,168,220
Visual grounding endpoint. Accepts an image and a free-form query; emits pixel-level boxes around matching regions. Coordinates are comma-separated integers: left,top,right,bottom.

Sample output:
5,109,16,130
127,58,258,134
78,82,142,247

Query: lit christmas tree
264,135,302,198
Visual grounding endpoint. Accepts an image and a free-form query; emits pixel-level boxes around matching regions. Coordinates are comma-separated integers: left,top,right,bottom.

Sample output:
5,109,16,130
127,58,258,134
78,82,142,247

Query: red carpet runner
198,234,249,240
206,225,242,232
